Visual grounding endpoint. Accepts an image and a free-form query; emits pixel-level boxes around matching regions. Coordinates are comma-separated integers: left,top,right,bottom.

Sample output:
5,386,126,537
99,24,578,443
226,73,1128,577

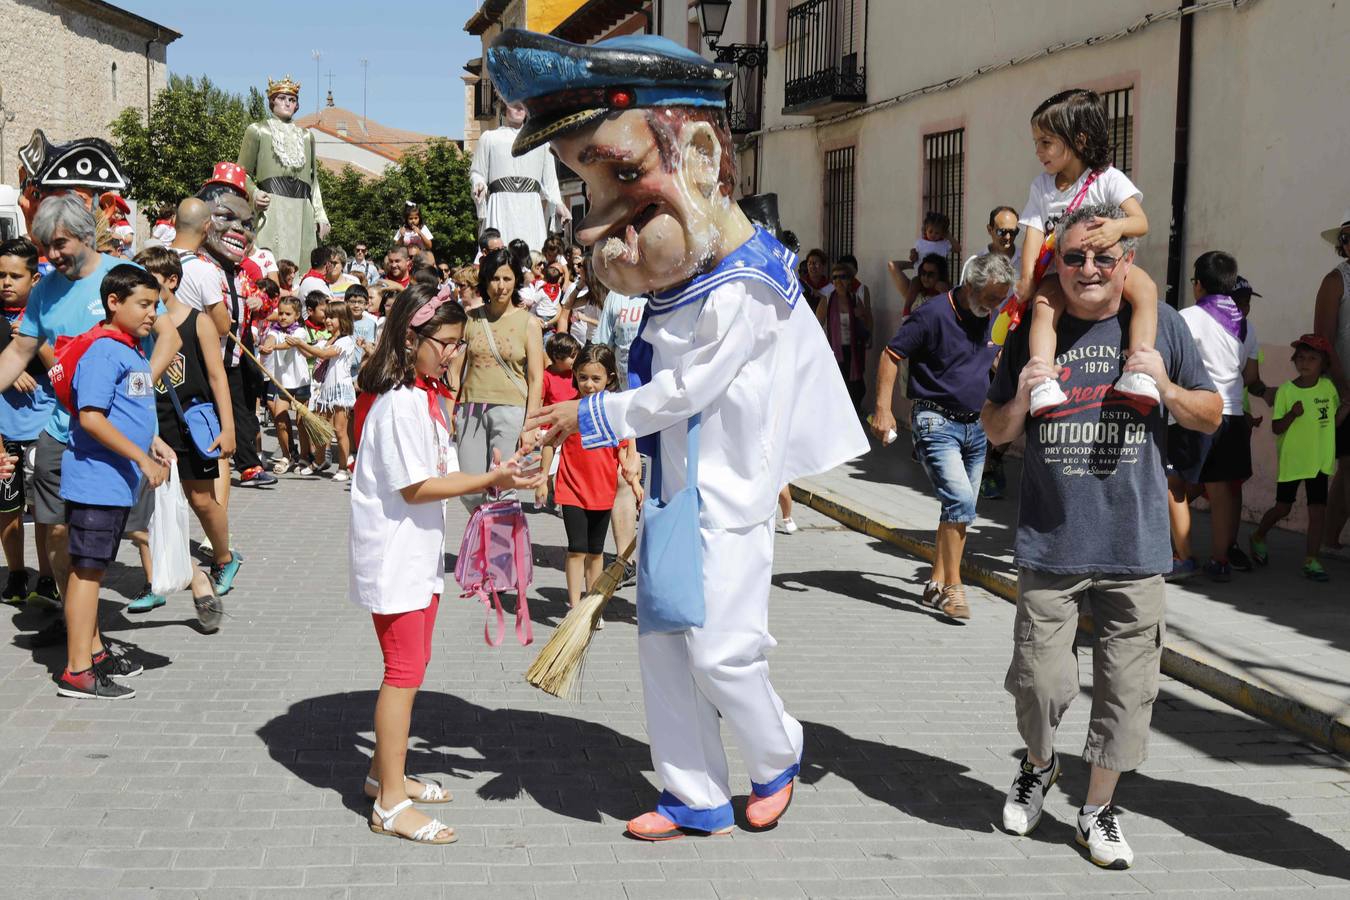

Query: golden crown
266,76,301,99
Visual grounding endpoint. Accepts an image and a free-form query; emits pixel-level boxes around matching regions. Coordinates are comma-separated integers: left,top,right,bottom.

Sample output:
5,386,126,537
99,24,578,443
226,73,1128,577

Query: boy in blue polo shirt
56,265,171,701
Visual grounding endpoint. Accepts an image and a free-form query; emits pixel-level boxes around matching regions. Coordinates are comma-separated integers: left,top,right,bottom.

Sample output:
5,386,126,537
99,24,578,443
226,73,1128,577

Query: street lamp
696,0,765,68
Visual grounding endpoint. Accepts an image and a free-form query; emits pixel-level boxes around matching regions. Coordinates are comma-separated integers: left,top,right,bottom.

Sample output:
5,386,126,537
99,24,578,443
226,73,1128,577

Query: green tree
110,74,266,214
317,137,477,265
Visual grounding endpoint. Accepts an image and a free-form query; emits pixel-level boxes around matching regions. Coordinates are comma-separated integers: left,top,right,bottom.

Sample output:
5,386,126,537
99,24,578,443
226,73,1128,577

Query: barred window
824,146,856,261
1101,86,1134,178
922,128,965,274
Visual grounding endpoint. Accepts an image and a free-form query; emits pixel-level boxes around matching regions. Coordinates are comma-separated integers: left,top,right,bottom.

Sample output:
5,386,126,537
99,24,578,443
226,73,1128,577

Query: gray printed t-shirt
987,303,1214,575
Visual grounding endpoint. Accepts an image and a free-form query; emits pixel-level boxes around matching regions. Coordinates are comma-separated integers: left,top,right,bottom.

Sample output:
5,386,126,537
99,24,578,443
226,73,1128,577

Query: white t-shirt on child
349,386,458,614
262,327,311,391
1179,306,1260,416
1020,166,1141,239
914,237,953,260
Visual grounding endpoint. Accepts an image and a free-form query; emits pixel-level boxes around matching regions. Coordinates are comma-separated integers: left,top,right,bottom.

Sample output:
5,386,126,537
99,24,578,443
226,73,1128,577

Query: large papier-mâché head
487,30,746,296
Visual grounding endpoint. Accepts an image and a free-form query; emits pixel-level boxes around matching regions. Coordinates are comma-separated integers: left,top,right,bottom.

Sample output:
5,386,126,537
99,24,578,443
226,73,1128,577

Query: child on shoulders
1014,89,1159,416
913,210,958,264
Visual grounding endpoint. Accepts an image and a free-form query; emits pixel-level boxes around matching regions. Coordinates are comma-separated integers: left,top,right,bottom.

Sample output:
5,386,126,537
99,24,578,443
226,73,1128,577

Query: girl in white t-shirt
1016,89,1159,416
258,297,312,474
395,203,434,253
296,299,358,481
351,286,540,846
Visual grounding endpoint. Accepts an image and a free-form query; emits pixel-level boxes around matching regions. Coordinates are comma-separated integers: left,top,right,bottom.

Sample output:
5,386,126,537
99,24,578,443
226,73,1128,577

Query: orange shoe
626,811,685,841
745,781,794,829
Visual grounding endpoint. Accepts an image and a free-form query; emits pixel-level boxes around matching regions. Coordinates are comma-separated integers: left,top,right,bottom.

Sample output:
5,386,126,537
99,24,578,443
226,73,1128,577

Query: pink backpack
455,499,533,646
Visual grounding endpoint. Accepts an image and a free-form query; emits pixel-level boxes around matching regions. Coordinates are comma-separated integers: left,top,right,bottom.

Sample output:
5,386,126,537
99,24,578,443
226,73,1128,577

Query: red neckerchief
304,316,324,331
302,268,326,283
393,275,410,288
414,375,454,430
541,282,561,301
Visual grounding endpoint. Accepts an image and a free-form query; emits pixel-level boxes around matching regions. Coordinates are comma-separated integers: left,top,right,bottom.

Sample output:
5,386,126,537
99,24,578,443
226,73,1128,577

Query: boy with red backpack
52,265,173,700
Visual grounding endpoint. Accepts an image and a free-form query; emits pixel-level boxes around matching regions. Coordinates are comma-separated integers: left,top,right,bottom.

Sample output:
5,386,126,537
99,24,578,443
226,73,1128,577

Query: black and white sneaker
56,666,135,700
1002,753,1061,835
194,589,224,634
27,574,60,610
1077,804,1133,869
93,645,143,679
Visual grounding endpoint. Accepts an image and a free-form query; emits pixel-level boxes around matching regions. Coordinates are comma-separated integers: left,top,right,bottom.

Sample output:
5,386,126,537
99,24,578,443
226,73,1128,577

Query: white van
0,186,25,241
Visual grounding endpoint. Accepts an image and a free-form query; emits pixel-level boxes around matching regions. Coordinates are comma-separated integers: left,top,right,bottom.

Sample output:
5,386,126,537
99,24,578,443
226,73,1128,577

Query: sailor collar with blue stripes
646,228,801,317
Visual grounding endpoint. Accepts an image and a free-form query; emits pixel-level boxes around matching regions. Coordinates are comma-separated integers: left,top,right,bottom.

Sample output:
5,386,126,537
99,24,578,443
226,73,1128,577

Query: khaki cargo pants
1004,569,1165,772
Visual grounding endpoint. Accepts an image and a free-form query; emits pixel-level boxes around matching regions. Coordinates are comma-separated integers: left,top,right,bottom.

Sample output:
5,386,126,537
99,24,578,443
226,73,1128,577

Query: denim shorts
911,407,987,524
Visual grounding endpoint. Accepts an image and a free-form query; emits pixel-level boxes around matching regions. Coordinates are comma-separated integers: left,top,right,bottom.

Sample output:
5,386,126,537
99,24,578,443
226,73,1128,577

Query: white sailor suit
577,229,869,831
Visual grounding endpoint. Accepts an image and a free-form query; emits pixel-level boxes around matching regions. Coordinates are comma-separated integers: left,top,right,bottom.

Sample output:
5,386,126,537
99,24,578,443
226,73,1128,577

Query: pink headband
409,284,455,328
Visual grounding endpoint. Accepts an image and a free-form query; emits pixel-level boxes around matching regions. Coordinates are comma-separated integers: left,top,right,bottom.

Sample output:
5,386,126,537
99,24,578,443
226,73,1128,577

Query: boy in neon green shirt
1250,334,1341,581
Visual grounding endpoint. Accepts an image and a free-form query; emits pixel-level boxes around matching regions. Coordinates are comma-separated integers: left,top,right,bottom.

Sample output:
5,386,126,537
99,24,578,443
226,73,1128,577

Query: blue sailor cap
486,29,734,157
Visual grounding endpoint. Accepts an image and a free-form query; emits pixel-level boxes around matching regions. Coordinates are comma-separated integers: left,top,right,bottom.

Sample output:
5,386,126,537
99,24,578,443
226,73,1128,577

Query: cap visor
512,108,608,156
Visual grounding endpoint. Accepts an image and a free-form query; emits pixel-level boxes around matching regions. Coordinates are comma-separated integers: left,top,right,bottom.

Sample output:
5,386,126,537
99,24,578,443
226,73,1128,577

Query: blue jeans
911,407,987,524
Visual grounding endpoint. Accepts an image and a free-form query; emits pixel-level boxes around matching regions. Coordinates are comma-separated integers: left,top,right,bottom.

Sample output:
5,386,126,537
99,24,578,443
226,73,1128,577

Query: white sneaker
1029,379,1068,416
1002,754,1061,835
1076,804,1134,869
332,470,349,483
1114,371,1160,407
779,517,799,535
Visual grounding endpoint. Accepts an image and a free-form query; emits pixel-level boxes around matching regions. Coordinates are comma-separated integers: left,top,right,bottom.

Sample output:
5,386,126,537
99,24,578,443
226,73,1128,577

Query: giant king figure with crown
237,76,329,266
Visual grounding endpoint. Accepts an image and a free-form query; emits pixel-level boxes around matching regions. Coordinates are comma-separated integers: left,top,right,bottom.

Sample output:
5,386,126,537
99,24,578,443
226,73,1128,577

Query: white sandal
364,774,452,804
369,798,456,844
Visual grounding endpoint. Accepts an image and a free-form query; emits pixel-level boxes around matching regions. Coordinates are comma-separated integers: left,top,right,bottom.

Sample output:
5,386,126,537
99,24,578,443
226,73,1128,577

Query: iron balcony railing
784,0,866,114
473,71,496,120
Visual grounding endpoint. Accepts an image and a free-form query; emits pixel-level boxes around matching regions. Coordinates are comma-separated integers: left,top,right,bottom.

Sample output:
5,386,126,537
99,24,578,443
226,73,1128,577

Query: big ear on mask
680,122,722,200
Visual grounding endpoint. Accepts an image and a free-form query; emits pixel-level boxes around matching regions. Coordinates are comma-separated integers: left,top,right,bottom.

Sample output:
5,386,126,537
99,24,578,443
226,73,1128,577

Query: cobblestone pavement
1,468,1348,898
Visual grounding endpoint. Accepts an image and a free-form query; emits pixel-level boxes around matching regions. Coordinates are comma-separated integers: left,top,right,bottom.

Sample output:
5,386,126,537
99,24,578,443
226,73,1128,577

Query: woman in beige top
455,248,544,506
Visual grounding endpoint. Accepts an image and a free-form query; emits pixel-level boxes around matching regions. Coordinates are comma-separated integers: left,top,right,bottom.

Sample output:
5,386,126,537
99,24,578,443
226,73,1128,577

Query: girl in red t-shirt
555,345,642,619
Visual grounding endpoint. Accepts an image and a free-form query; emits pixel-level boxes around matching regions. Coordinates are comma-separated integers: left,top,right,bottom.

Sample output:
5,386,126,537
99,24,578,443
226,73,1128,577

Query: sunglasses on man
994,227,1019,239
1061,250,1122,271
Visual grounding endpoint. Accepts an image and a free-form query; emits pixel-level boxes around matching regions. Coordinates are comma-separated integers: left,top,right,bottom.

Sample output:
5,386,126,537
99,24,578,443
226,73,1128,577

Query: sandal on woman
364,774,453,804
369,799,456,844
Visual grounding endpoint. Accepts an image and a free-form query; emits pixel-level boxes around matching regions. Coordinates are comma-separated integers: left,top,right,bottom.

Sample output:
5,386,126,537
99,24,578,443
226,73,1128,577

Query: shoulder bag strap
512,512,533,646
478,313,529,401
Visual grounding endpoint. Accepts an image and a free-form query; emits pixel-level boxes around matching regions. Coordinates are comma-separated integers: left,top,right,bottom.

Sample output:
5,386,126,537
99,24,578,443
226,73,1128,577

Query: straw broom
232,334,336,448
526,540,637,699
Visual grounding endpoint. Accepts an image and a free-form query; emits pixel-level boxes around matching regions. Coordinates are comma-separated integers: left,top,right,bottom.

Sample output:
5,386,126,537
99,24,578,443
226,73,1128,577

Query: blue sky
118,1,484,139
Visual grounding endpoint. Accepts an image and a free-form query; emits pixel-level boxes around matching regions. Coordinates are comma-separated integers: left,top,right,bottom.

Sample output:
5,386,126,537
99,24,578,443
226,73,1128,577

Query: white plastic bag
149,465,193,595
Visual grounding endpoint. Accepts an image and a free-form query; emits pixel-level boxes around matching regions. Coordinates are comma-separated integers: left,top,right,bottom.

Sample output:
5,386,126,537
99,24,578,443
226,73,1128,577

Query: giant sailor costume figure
490,31,868,840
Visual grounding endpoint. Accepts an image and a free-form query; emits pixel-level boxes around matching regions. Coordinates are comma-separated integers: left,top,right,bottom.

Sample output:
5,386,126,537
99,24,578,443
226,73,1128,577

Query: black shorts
158,406,222,482
1276,473,1329,506
66,502,130,571
1167,415,1252,484
0,438,33,515
561,505,610,555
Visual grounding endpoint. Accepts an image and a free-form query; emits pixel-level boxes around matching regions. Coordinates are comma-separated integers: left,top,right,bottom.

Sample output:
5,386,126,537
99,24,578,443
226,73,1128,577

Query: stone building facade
0,0,179,186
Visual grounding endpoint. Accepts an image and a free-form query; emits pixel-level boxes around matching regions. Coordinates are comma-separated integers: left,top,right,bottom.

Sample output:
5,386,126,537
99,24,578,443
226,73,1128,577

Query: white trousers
639,518,802,830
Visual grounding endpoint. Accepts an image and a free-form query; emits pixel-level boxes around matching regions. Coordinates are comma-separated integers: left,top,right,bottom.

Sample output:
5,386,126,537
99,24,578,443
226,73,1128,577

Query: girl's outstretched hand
489,447,546,492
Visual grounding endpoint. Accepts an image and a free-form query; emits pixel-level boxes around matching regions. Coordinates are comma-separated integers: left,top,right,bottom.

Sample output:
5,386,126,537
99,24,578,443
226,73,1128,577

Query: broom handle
230,331,309,410
617,540,637,563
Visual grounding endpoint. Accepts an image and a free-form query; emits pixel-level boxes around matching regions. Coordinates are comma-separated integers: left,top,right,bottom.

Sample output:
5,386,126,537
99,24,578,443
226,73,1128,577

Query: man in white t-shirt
1166,251,1269,583
170,197,231,338
297,245,340,300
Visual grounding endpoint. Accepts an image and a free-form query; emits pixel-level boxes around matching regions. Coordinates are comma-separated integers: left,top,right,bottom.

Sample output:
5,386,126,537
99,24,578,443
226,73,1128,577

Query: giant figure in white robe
470,103,567,251
491,30,868,840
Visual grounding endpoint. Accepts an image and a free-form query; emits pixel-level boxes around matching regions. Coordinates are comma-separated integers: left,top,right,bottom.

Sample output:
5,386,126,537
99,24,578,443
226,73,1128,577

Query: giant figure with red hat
493,31,869,840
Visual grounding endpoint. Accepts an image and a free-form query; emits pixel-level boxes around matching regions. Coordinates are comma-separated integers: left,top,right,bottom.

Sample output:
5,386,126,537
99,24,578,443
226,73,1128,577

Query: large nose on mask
575,198,632,248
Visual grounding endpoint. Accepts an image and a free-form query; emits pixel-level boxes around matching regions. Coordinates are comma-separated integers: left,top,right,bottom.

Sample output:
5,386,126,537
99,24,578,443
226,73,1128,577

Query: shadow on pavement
257,690,657,822
801,719,1350,880
772,568,962,625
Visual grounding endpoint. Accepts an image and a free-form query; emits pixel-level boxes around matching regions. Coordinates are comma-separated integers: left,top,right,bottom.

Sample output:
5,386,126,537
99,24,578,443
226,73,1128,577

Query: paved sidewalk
0,455,1347,896
792,440,1350,753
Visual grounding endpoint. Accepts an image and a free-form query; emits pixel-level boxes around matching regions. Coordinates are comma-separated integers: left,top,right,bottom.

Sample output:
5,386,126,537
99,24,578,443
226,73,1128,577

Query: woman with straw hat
1313,209,1350,559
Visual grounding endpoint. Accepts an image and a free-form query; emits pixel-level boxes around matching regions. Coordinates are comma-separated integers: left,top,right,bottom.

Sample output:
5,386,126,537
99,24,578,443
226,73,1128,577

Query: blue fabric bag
636,415,704,634
163,380,222,460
